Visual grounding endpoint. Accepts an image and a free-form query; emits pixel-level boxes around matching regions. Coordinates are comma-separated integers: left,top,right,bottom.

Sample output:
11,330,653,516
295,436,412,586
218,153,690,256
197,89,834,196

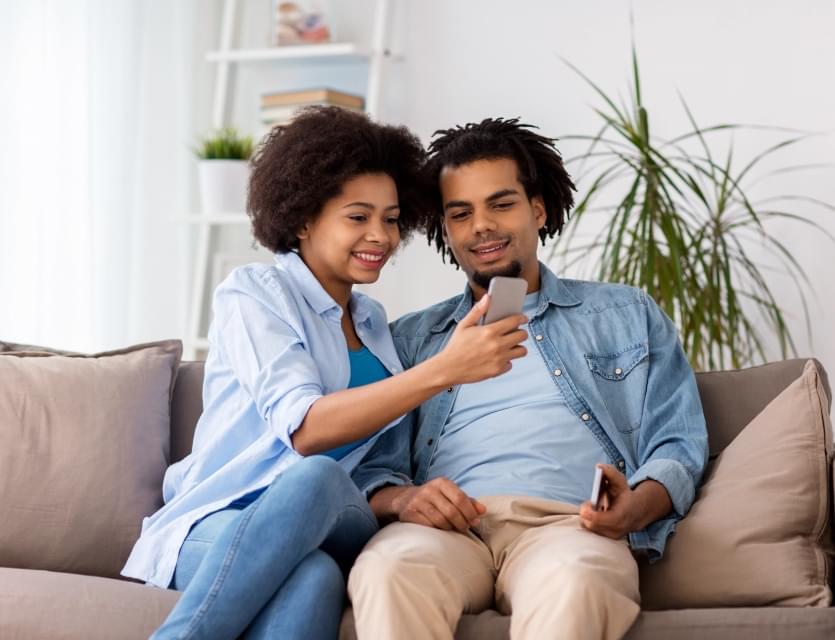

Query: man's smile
470,240,510,263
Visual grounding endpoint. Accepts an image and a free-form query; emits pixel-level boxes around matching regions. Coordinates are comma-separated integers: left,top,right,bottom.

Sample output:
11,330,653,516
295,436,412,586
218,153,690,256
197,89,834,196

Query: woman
122,106,527,639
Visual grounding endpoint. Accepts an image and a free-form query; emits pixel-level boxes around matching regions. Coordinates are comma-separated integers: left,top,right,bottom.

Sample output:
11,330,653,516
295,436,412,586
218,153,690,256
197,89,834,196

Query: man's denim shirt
352,263,709,561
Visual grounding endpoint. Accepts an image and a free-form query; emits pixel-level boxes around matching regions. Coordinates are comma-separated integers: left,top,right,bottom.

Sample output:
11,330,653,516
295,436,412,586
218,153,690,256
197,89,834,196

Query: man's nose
472,207,497,234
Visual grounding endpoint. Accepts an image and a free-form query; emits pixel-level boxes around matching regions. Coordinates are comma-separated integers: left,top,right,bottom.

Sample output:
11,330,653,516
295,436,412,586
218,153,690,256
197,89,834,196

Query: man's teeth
355,252,383,262
477,245,504,254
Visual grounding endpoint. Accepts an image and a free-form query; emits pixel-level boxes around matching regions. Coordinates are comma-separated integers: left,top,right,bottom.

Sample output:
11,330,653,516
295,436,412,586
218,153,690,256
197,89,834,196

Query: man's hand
370,478,486,532
579,464,673,539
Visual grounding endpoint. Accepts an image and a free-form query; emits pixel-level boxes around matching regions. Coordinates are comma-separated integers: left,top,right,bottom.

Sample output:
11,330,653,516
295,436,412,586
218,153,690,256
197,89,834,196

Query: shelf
206,43,366,64
179,214,251,225
189,337,209,351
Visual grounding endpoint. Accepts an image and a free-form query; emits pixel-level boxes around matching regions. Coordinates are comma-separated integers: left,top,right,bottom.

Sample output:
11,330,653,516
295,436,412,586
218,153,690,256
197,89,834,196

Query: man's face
440,157,545,296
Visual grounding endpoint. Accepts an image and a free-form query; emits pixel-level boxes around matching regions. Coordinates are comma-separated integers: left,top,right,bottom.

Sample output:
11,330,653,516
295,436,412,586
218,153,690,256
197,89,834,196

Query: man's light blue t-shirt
426,293,606,504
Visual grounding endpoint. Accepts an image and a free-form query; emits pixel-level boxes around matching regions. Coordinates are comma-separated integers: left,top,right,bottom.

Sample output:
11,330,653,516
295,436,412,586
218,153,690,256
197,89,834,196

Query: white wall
351,0,835,375
5,1,829,376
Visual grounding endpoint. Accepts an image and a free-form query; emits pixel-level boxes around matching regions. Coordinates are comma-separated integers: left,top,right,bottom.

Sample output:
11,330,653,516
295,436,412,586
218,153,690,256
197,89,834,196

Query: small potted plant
194,128,254,214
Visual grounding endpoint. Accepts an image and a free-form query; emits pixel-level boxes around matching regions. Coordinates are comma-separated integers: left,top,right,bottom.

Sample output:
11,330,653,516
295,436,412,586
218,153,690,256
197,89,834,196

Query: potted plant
548,46,833,371
194,127,254,214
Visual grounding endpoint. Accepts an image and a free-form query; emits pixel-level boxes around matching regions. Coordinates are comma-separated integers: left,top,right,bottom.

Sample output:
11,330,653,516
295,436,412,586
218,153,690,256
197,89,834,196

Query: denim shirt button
553,368,562,377
446,387,453,393
614,367,623,376
618,460,625,470
535,335,543,341
581,413,590,421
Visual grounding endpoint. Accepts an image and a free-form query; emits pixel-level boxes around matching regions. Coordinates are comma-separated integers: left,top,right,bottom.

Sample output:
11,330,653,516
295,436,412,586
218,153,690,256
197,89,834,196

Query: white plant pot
198,159,250,214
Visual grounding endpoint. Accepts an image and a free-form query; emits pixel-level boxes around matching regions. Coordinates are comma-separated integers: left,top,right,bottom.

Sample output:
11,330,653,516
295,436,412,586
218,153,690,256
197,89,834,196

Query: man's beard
471,260,523,290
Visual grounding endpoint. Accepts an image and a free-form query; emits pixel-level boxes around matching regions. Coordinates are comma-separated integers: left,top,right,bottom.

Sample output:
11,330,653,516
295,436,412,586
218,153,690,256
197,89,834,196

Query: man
348,118,709,640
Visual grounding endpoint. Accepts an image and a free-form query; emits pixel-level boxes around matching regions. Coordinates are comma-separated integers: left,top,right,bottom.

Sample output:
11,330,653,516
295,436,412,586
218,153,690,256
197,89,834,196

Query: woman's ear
296,223,309,241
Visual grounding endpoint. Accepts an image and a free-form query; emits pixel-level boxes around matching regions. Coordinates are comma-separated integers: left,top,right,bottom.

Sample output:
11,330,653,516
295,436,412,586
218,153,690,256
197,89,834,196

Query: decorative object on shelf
548,43,834,371
274,2,331,46
194,128,254,215
260,87,364,129
184,0,391,360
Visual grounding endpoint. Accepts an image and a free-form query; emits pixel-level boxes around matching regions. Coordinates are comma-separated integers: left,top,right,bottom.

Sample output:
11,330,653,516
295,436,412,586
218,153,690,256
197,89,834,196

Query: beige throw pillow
0,340,181,579
640,360,834,608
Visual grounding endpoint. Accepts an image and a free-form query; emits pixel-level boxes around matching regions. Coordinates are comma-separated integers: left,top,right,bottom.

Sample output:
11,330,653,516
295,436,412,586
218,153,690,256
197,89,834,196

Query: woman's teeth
355,252,383,262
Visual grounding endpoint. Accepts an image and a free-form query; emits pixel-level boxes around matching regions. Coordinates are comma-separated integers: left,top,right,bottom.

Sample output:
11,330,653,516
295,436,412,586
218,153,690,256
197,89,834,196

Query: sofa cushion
0,568,179,639
640,359,834,608
0,340,181,579
338,606,835,640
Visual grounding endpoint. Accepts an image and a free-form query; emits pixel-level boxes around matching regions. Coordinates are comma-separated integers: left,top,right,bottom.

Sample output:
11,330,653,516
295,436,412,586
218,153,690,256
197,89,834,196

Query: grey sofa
2,358,833,639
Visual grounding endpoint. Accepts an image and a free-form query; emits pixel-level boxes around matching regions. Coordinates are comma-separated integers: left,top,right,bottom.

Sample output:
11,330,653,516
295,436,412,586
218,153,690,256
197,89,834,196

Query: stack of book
260,88,365,129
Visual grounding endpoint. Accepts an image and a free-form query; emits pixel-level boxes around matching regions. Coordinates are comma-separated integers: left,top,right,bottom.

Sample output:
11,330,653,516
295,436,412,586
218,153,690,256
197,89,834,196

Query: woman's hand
434,294,528,386
291,296,526,456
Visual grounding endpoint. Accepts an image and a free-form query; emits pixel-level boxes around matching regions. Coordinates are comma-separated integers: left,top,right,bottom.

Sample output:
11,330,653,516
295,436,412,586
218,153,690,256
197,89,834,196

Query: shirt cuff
628,457,695,517
628,515,678,563
359,473,412,500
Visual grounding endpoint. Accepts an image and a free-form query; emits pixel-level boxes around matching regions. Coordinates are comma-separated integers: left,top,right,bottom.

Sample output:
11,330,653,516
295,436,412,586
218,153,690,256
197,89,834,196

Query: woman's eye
386,217,400,225
348,215,367,222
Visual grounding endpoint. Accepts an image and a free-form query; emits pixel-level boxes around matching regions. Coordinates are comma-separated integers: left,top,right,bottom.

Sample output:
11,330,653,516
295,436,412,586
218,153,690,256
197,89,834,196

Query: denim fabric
425,292,608,503
352,263,709,561
151,456,378,640
123,250,406,588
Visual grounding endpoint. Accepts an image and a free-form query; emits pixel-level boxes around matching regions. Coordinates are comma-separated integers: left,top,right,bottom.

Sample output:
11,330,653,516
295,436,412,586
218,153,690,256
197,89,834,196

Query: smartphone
590,466,605,511
481,276,528,325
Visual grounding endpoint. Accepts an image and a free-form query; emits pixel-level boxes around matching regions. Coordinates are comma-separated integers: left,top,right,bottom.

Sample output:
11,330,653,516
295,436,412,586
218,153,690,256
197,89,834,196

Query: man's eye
449,210,470,220
495,201,513,210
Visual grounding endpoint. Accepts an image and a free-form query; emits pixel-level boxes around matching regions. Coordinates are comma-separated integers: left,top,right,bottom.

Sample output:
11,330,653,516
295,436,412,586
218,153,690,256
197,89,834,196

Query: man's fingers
599,464,628,491
407,513,436,529
471,498,487,515
437,480,481,524
418,502,454,530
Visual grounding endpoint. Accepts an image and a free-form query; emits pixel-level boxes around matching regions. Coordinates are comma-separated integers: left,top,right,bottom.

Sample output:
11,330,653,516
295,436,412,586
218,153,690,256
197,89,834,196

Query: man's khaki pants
347,496,640,640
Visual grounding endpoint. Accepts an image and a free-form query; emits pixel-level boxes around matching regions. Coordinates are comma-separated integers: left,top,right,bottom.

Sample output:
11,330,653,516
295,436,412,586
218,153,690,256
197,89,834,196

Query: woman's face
297,172,400,298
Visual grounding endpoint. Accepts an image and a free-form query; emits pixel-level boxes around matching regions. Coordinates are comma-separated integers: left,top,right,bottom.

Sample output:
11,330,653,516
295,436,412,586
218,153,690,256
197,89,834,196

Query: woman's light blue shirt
122,251,405,588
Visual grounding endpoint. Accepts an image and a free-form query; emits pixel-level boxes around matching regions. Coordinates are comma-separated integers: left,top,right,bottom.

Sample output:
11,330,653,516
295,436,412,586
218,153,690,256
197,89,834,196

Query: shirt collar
275,251,340,316
275,251,375,326
433,262,582,333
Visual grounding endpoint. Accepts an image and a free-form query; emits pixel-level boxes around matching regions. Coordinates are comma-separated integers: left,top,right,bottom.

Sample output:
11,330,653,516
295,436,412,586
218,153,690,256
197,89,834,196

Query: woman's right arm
214,269,527,456
290,295,527,455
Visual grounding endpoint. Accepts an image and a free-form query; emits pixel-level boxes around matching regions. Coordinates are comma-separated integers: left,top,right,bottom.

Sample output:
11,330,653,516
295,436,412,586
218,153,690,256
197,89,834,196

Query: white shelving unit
184,0,392,359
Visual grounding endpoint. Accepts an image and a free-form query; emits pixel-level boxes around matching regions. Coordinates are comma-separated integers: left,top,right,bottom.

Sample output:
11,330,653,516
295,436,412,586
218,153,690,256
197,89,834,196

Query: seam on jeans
334,502,378,531
179,498,260,640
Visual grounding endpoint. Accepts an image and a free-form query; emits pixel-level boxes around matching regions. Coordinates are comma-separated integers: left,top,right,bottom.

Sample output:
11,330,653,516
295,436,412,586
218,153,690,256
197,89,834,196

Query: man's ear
531,196,546,230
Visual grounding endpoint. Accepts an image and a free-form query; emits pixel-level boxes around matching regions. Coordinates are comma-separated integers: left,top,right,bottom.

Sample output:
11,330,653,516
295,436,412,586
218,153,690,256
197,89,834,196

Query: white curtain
0,0,196,352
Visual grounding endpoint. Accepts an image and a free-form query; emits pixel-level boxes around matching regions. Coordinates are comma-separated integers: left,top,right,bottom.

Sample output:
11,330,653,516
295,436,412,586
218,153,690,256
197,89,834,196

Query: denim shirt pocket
584,342,649,433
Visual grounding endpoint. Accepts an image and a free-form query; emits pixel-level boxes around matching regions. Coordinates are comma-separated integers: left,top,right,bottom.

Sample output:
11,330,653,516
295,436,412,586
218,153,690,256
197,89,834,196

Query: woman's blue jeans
150,456,379,640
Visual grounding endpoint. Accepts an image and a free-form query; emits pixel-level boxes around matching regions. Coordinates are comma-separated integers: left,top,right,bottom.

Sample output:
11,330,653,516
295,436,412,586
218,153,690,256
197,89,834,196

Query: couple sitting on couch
121,106,709,640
